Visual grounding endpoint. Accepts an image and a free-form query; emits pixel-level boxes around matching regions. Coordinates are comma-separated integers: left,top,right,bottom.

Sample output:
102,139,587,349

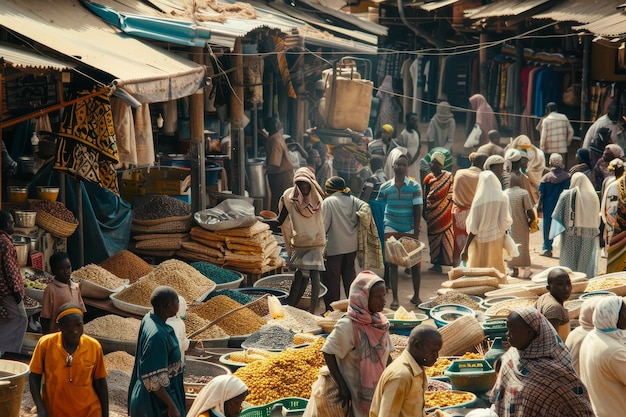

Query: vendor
187,375,248,417
535,267,571,341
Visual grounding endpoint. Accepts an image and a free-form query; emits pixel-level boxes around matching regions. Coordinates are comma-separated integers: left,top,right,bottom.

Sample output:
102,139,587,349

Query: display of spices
33,200,78,224
99,250,153,283
234,337,325,405
190,262,240,284
189,295,266,336
242,325,295,351
73,264,127,290
83,315,141,341
114,279,160,307
133,195,191,220
104,351,135,375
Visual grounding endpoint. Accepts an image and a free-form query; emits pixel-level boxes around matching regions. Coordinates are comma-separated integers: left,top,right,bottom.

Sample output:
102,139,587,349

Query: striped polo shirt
377,176,423,233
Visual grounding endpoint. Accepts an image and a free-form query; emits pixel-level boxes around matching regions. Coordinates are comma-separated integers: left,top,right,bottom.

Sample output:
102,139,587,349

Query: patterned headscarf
289,167,323,217
325,176,350,195
347,271,390,415
491,307,594,417
592,295,624,335
431,151,446,167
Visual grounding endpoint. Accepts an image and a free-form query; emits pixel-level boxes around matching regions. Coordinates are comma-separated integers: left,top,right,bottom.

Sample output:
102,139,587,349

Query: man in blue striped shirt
377,154,423,309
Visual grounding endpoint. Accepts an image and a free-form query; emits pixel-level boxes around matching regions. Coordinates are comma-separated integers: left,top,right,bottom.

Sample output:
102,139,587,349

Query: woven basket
438,315,485,356
134,238,183,251
36,210,78,238
132,214,192,226
330,299,349,312
131,219,192,234
318,318,337,334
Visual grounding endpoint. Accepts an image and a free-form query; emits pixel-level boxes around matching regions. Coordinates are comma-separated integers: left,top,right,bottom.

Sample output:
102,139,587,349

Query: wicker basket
134,238,183,251
35,210,78,238
438,315,485,356
132,214,192,226
131,219,192,234
318,318,337,334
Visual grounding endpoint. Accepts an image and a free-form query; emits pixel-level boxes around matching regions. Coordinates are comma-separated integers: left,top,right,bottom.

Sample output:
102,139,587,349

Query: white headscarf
187,375,248,417
466,171,512,242
569,172,600,230
384,146,408,179
592,295,626,343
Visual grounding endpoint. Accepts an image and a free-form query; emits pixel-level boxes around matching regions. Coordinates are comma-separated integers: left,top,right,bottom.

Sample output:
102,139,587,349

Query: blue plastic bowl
420,295,483,317
579,291,616,300
430,304,476,328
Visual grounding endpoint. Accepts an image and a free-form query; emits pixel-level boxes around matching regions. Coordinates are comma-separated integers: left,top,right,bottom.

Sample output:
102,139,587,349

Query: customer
579,296,626,417
607,171,626,271
461,170,512,274
535,268,571,341
368,124,398,165
323,271,391,417
568,148,593,179
550,172,600,279
537,153,571,257
601,158,624,268
469,94,498,144
265,117,294,214
187,375,248,417
451,153,488,266
322,176,367,310
477,130,504,157
593,144,623,191
29,303,109,417
505,174,536,278
582,101,624,148
491,308,594,417
275,167,325,313
565,297,603,376
397,112,422,182
506,148,536,205
0,210,27,357
377,154,423,308
539,102,574,166
507,135,545,200
422,151,454,273
41,252,86,334
483,154,508,190
369,325,442,417
129,286,186,417
425,101,456,151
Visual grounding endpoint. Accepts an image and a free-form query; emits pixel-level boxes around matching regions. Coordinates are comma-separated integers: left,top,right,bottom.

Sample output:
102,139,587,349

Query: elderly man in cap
484,154,508,190
321,176,367,311
538,153,571,257
477,129,505,157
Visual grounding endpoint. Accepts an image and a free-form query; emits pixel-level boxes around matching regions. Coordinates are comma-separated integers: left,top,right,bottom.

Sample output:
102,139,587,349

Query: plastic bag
503,232,520,261
302,366,349,417
268,295,284,319
194,199,257,231
464,125,482,148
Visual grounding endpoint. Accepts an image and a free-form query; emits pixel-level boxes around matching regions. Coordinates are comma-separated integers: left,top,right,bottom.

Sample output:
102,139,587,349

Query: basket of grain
584,272,626,296
253,274,327,311
185,359,231,410
385,236,424,268
35,201,78,238
483,297,539,318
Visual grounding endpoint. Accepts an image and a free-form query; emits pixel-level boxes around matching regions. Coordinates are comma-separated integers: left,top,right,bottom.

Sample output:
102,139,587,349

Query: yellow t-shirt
29,332,107,417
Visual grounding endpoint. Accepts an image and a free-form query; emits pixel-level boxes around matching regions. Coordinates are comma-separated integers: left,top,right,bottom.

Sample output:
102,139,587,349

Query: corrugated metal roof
0,44,75,71
419,0,461,12
533,0,626,37
0,0,205,103
467,0,550,19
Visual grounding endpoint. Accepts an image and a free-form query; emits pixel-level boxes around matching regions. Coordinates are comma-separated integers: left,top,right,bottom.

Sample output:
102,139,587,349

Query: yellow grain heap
425,352,483,377
189,295,266,336
425,391,475,408
234,337,325,405
144,259,215,301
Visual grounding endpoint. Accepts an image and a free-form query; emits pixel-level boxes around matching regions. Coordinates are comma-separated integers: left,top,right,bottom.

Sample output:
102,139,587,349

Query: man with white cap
484,154,508,190
538,153,571,257
506,148,537,205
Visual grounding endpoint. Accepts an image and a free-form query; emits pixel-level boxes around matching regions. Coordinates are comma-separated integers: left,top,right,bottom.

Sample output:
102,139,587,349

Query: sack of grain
448,267,507,284
440,276,499,289
438,315,485,356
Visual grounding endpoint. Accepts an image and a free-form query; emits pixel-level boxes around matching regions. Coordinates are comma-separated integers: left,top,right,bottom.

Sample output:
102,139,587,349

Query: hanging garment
110,97,137,169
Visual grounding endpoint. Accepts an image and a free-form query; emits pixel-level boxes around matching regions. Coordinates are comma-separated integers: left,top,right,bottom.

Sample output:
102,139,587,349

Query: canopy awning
467,0,552,19
0,0,206,103
0,43,75,71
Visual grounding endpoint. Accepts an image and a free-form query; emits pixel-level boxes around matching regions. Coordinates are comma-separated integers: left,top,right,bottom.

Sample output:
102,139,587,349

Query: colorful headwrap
608,158,624,171
381,124,394,135
325,176,350,195
431,151,446,167
56,307,84,322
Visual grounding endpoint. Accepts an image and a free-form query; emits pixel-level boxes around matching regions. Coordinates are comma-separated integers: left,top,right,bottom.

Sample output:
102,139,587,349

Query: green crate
444,359,496,393
239,397,308,417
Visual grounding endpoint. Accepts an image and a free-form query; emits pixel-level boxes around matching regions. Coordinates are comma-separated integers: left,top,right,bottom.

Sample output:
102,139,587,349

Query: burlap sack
215,220,270,237
440,276,499,289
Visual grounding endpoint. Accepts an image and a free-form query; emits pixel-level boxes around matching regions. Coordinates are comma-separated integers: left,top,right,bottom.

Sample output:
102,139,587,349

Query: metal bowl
13,210,37,228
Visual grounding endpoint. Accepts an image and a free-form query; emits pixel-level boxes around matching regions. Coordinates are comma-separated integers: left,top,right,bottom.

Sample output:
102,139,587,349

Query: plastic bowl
37,186,59,202
384,312,429,332
444,359,496,393
579,291,616,300
430,304,476,328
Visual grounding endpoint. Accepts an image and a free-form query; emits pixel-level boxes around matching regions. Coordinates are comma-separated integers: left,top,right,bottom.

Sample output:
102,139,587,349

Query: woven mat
181,241,224,258
190,226,226,242
215,221,270,238
130,245,177,258
132,214,192,227
134,233,189,241
176,249,224,265
134,238,183,251
131,219,192,234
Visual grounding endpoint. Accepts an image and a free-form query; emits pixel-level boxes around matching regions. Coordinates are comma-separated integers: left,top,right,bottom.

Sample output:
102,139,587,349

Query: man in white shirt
583,101,625,150
397,112,421,182
539,102,574,166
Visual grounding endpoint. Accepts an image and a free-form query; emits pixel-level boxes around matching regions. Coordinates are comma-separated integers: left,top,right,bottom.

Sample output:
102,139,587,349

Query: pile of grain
143,260,216,302
430,293,481,310
73,264,127,290
115,279,160,307
184,311,229,340
190,262,240,284
242,325,295,350
84,315,141,341
266,305,321,333
189,295,266,336
104,351,135,375
133,195,191,220
99,250,153,283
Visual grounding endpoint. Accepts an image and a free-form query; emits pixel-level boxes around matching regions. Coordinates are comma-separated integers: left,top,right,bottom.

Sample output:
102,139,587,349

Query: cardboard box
120,167,191,197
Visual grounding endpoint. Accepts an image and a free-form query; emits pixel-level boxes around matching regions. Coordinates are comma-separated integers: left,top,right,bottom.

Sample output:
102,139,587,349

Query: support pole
190,46,206,212
479,33,489,97
76,180,84,267
581,35,592,138
231,38,246,196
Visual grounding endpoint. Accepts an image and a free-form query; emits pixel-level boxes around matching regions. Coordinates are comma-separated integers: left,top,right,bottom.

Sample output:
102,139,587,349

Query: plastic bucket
0,360,30,417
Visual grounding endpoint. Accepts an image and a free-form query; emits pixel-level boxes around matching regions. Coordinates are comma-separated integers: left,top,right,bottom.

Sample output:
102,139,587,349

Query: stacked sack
437,267,508,297
130,196,192,257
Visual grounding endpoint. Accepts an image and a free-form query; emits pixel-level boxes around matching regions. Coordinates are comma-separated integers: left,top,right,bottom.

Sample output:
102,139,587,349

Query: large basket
131,219,192,234
438,315,485,356
36,210,78,238
132,214,192,226
385,237,424,268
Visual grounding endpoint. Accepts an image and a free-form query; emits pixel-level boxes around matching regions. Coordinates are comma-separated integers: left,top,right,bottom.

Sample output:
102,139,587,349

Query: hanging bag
562,65,581,107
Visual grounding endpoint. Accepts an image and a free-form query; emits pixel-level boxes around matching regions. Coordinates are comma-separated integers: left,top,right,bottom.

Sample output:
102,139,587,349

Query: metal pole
76,180,84,267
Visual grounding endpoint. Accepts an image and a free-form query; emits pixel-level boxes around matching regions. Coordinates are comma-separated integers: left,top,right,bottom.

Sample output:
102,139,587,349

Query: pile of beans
268,279,314,297
184,312,229,340
84,315,141,341
104,351,135,375
242,325,295,350
189,295,266,336
190,262,240,284
205,289,255,305
73,264,127,290
35,200,78,223
234,337,325,405
115,279,159,307
133,195,191,220
99,250,153,283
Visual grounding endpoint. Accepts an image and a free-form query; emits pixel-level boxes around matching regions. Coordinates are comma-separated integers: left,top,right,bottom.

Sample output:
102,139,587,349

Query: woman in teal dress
129,286,186,417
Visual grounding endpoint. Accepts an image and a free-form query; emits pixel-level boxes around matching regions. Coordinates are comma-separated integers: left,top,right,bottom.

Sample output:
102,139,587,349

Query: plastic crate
239,397,308,417
443,359,497,393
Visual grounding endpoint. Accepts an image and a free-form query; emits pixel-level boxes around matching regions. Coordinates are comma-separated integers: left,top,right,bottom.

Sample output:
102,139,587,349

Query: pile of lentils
242,324,295,350
191,262,241,284
133,195,191,220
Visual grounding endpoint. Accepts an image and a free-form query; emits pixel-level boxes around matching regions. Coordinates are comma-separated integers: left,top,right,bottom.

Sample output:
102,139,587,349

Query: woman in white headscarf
579,296,626,417
550,173,600,279
426,101,456,151
565,297,603,376
505,135,545,202
187,375,248,417
461,170,512,273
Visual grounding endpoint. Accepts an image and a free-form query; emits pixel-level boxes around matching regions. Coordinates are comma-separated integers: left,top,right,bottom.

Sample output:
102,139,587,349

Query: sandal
390,301,400,310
